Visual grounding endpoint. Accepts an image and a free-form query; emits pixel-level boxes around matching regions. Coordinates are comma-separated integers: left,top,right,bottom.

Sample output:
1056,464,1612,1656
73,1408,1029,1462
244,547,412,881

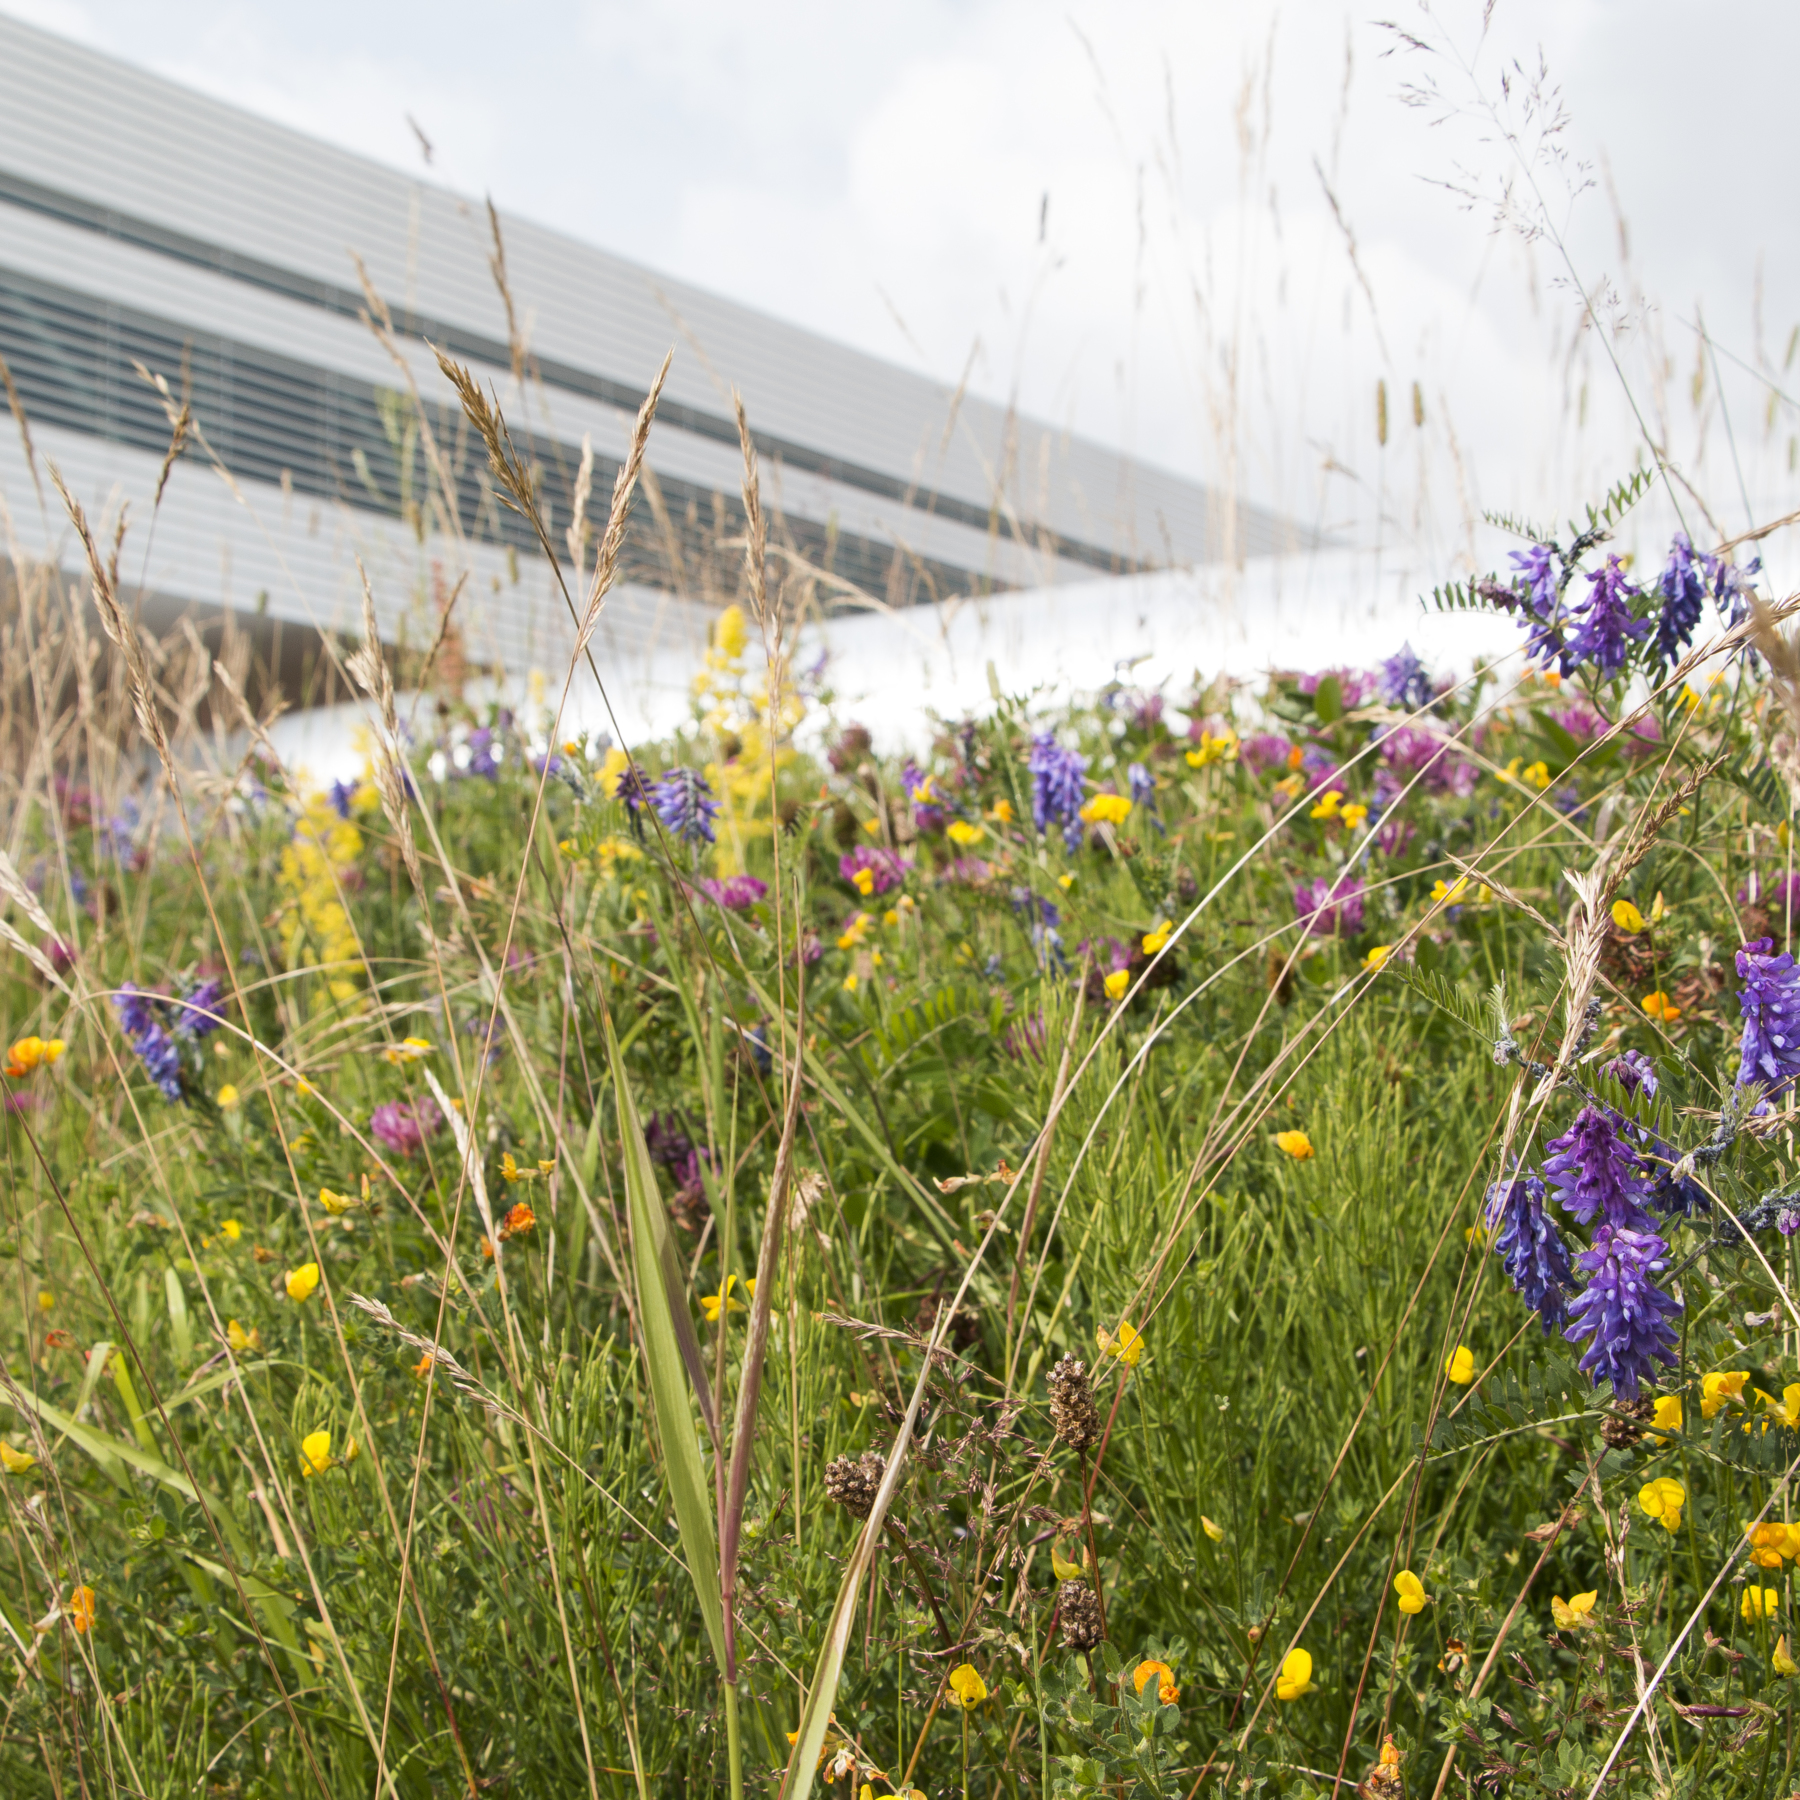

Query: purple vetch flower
1240,734,1294,776
1485,1171,1575,1333
1126,691,1164,732
1293,875,1365,938
1714,555,1761,630
370,1097,443,1157
464,728,501,779
1374,818,1414,859
1736,936,1800,1093
1027,733,1088,851
1562,1221,1681,1399
1127,762,1156,811
1541,1105,1654,1230
328,778,359,819
651,767,719,847
1569,557,1649,678
1505,543,1572,670
1640,1134,1712,1219
1379,642,1434,712
1655,532,1707,671
1549,703,1607,743
901,760,946,835
113,986,184,1103
176,978,227,1039
694,875,767,912
838,846,906,896
1604,1049,1658,1100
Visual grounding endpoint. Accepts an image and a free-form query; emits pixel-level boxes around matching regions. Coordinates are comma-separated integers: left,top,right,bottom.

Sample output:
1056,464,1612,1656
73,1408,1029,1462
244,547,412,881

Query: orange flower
501,1201,536,1239
1133,1658,1180,1705
1641,991,1681,1024
68,1585,96,1634
4,1036,65,1078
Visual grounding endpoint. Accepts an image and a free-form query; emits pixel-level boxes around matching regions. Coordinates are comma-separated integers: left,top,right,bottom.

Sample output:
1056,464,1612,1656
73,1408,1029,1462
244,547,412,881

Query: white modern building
0,12,1305,722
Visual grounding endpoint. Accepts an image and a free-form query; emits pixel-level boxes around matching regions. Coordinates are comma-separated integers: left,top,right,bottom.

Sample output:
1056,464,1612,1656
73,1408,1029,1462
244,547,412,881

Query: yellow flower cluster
277,795,365,1002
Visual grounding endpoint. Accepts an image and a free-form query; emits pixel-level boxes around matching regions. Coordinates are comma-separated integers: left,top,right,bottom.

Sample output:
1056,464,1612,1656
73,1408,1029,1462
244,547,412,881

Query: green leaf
1312,675,1343,724
603,1009,725,1671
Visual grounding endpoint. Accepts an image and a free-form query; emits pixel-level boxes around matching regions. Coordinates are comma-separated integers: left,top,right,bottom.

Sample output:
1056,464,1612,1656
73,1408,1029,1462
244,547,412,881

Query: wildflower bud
1058,1578,1104,1652
823,1450,887,1520
1047,1354,1101,1452
1601,1394,1654,1450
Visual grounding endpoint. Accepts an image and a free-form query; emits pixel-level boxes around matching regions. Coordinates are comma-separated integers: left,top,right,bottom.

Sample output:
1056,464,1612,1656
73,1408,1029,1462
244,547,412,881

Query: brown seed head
823,1450,887,1520
1059,1578,1104,1651
1048,1354,1101,1451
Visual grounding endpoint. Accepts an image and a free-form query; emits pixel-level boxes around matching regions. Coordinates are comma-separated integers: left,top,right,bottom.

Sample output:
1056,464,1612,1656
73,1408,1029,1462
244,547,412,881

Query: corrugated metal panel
0,12,1299,577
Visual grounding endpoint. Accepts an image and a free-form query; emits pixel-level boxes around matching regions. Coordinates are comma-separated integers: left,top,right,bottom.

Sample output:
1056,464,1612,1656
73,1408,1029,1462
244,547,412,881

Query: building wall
0,13,1302,683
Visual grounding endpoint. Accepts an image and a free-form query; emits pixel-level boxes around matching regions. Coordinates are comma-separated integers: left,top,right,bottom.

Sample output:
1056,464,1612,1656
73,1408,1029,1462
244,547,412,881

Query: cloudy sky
7,0,1799,583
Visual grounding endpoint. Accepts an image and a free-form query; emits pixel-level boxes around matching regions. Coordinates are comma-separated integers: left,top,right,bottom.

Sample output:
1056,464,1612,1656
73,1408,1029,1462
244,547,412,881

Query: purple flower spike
1655,532,1707,671
1569,556,1649,678
651,767,719,847
1562,1222,1681,1400
1541,1105,1653,1230
1379,642,1434,711
1485,1172,1575,1333
1736,936,1800,1095
1027,732,1088,852
113,985,184,1103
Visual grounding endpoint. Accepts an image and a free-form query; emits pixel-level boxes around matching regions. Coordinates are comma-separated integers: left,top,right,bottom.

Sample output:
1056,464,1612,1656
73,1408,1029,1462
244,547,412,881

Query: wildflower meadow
11,383,1800,1800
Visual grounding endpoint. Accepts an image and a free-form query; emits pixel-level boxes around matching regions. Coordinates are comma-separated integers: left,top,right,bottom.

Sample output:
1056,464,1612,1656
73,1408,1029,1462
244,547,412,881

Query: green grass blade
604,1009,725,1670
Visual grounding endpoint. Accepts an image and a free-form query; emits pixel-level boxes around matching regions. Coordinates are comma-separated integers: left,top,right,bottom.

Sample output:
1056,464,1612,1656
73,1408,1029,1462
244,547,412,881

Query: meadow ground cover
10,430,1800,1800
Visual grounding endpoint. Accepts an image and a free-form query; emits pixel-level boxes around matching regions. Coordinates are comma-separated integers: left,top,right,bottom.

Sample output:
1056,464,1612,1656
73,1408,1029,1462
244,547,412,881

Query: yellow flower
842,972,860,994
852,867,876,897
1444,1345,1476,1385
1,1442,37,1475
1746,1521,1794,1568
4,1036,66,1077
1744,1586,1781,1623
1702,1370,1750,1418
1274,1129,1314,1161
1611,899,1646,935
380,1036,435,1065
948,1663,988,1708
837,912,872,950
1078,793,1132,827
1394,1569,1428,1615
1340,802,1368,829
1133,1658,1180,1705
1309,790,1343,821
1649,1394,1683,1436
1776,1635,1799,1676
1551,1590,1597,1630
1430,876,1470,906
1050,1535,1088,1581
715,603,748,661
1522,760,1551,790
1363,944,1393,972
861,817,881,835
701,1275,755,1323
1275,1647,1314,1701
68,1585,96,1634
1142,920,1173,956
1202,1515,1225,1543
946,819,985,846
1057,872,1076,890
1272,772,1304,800
1189,728,1238,767
285,1263,321,1303
225,1319,262,1354
1768,1384,1800,1429
989,798,1015,823
1637,1477,1685,1532
216,1083,240,1109
1641,991,1681,1024
1098,1320,1144,1367
318,1187,354,1216
301,1430,333,1476
1103,969,1130,1002
37,1289,53,1313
